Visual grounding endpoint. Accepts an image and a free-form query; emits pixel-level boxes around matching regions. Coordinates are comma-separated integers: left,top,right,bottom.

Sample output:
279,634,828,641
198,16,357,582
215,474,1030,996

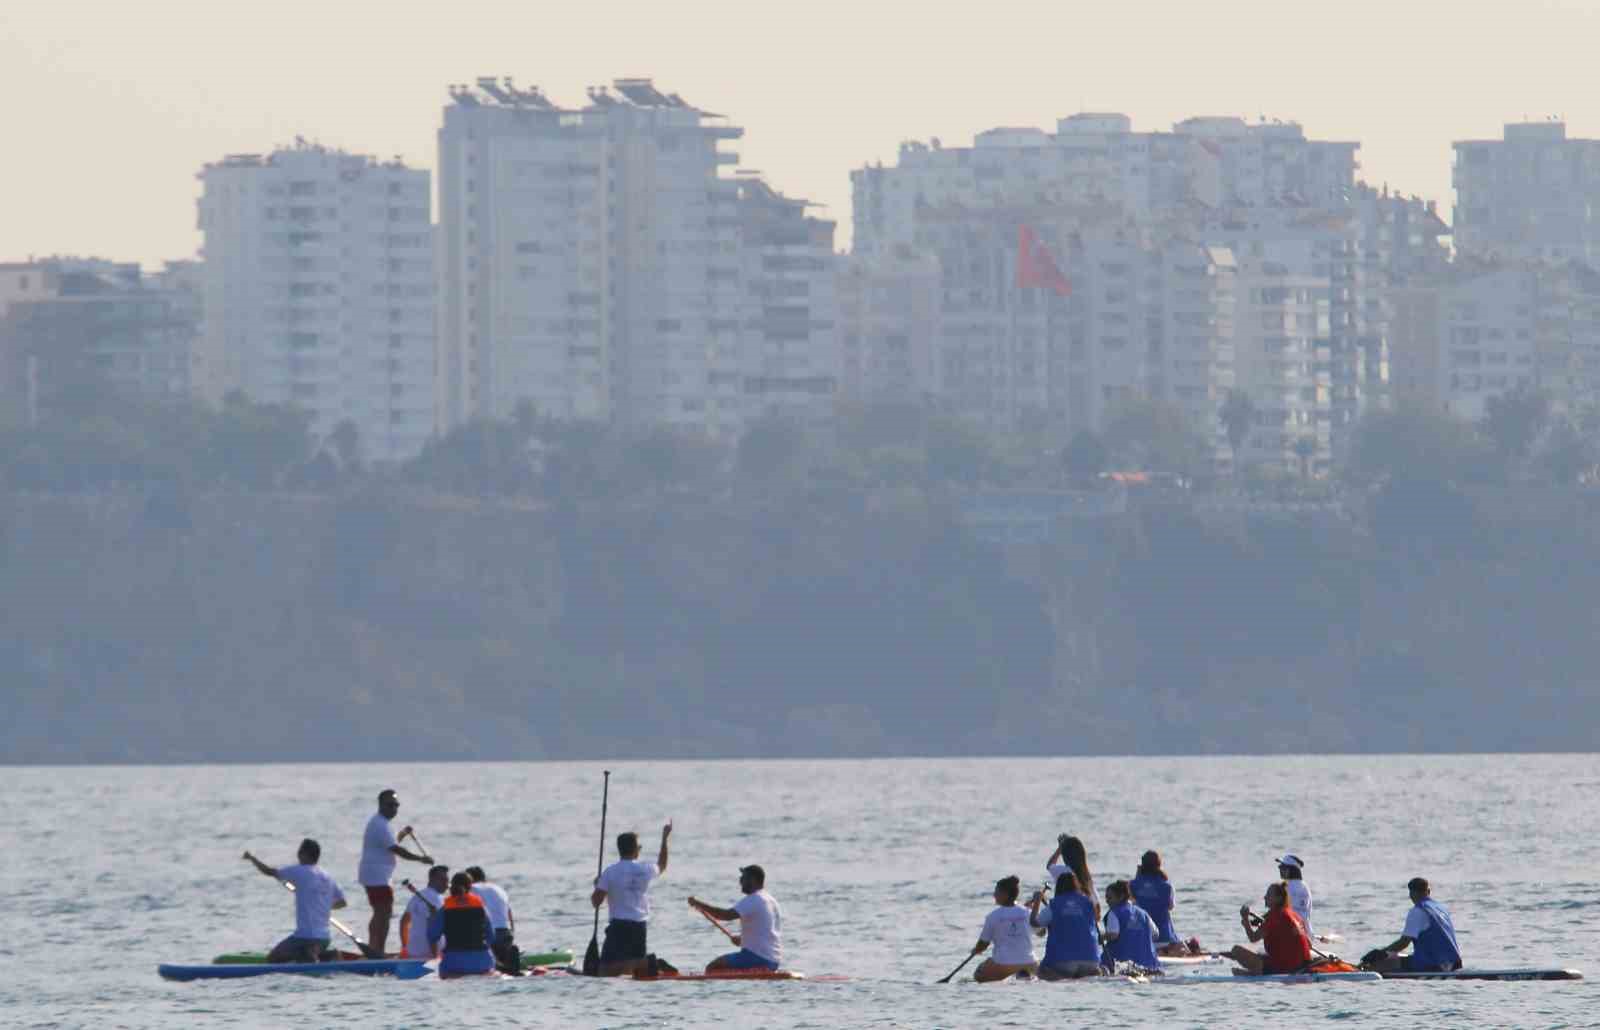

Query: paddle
401,826,432,862
400,878,438,915
581,769,611,976
695,904,739,944
936,951,977,984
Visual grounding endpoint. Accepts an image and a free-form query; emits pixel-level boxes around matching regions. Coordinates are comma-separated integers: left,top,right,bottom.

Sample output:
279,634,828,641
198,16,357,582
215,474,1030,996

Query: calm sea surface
4,755,1597,1028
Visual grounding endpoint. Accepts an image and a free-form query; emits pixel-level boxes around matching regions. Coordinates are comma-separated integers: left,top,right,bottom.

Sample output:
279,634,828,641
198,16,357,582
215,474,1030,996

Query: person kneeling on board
1362,877,1462,973
467,866,521,974
1227,881,1312,975
687,864,783,972
590,822,672,977
243,839,347,963
1100,880,1162,973
399,865,448,958
1029,870,1103,979
428,872,496,978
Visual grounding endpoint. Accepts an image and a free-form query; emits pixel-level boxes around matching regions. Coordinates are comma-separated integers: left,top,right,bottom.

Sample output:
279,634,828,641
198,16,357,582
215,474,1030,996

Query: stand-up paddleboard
630,969,846,982
1158,970,1382,984
1159,954,1228,966
159,958,429,981
1380,968,1583,982
213,948,573,969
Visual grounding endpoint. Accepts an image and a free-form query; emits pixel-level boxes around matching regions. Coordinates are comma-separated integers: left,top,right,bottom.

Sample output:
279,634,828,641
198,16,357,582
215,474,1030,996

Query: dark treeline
3,386,1599,762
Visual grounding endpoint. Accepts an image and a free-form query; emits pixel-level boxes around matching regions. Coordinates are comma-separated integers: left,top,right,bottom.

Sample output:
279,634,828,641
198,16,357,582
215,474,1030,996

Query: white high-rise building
438,77,777,441
852,113,1357,257
197,143,435,462
1454,122,1600,265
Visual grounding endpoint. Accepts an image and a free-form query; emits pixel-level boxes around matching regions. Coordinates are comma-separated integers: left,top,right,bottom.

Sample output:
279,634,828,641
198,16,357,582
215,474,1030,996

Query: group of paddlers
968,834,1463,981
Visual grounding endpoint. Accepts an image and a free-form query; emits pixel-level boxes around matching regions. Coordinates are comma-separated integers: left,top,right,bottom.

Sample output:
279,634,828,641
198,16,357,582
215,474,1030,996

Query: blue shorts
717,948,778,971
1399,954,1457,973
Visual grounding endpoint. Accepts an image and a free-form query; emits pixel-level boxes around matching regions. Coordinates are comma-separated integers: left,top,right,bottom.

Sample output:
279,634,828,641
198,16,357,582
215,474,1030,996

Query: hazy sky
5,1,1597,267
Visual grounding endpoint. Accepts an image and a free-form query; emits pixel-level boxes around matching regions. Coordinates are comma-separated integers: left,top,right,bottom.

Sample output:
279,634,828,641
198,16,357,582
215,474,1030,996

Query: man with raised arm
589,821,672,976
358,789,433,957
688,864,783,972
242,838,347,963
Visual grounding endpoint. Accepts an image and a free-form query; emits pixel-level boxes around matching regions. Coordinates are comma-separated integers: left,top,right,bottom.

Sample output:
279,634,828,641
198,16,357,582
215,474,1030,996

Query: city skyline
6,0,1599,266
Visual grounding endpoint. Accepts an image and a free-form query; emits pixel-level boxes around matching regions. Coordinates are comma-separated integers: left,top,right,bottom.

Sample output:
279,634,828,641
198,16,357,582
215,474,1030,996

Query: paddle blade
582,934,600,976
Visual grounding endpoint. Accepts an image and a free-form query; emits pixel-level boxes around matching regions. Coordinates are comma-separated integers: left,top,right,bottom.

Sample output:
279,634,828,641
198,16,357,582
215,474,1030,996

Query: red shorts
365,885,394,907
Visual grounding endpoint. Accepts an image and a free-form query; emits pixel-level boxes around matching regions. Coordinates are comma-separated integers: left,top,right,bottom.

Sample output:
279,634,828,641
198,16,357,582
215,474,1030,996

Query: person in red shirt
1227,881,1312,975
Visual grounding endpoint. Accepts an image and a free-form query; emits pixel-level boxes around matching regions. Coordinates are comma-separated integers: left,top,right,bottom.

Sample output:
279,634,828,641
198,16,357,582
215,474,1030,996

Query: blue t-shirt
1405,898,1462,971
1035,891,1101,966
1130,873,1178,943
1102,901,1160,969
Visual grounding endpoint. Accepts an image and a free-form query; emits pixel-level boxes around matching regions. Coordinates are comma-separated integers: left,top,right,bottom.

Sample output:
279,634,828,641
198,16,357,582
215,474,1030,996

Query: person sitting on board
399,864,448,958
687,864,783,972
427,871,496,978
1029,869,1103,979
242,838,347,963
1045,834,1101,923
466,866,521,974
1227,881,1312,975
357,789,432,958
1276,853,1314,936
1099,879,1162,972
589,822,672,976
970,875,1038,982
1131,850,1202,956
1362,877,1463,973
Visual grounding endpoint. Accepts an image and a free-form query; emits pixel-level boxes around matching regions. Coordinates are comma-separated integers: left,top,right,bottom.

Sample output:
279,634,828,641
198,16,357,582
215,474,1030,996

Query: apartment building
852,112,1358,257
0,259,199,425
836,247,941,406
735,177,840,425
197,143,436,462
438,77,774,440
1453,122,1600,265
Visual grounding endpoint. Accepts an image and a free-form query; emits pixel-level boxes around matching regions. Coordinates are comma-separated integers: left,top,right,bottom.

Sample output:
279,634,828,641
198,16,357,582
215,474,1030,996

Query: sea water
3,755,1596,1028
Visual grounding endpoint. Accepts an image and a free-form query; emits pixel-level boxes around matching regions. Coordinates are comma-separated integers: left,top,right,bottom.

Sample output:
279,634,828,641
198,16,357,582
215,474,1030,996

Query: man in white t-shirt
688,864,784,972
398,864,448,958
466,865,520,973
243,838,348,963
358,789,433,956
589,822,672,976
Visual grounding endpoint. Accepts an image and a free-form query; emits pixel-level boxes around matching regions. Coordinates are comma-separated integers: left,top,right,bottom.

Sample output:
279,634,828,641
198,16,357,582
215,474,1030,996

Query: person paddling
465,866,521,973
427,871,496,978
590,822,672,976
1363,877,1462,973
1029,870,1102,979
357,790,432,958
242,839,348,963
687,864,783,972
1275,854,1313,936
1131,850,1201,957
1227,881,1312,975
1100,880,1161,973
399,865,448,958
971,875,1038,982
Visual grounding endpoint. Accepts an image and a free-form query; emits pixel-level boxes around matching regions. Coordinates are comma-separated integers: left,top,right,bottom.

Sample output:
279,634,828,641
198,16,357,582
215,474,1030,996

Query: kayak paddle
582,769,610,976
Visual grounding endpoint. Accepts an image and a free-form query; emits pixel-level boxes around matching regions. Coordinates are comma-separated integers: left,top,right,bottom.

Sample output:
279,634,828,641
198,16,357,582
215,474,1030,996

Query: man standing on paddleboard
590,822,671,976
358,789,433,957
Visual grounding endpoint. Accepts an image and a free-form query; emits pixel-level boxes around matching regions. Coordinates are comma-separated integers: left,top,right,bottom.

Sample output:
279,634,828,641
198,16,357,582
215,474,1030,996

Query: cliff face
3,483,1598,764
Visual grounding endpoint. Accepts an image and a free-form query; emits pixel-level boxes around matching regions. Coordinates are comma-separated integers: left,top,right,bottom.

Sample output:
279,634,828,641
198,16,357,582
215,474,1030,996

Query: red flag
1017,225,1072,295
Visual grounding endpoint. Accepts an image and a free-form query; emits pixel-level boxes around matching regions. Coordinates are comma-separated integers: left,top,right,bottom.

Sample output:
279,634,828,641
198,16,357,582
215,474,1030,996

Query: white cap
1276,854,1304,870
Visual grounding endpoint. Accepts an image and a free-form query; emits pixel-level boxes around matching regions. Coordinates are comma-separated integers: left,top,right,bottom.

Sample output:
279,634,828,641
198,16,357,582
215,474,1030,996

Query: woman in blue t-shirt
1028,870,1102,979
1131,850,1202,957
